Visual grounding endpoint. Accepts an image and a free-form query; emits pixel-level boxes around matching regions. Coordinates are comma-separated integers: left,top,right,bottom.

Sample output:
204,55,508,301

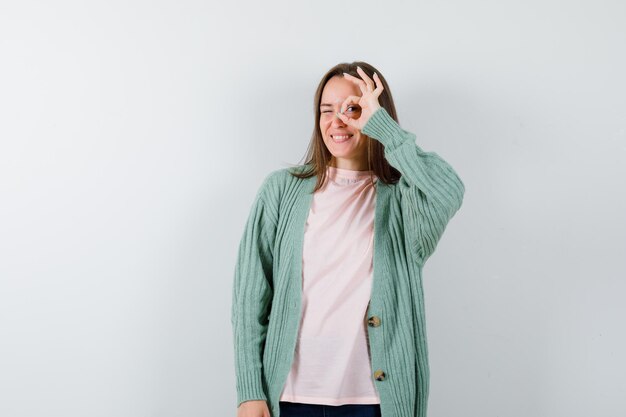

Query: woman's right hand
237,400,271,417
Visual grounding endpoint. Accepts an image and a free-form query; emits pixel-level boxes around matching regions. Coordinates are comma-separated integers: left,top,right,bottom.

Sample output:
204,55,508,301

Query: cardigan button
367,316,381,327
373,370,386,381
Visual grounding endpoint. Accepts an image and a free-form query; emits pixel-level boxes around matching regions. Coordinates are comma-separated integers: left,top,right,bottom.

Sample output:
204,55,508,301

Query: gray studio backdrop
1,1,625,416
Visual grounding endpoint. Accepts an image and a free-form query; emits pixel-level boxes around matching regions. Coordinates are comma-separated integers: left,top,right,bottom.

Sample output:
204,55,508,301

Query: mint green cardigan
231,107,465,417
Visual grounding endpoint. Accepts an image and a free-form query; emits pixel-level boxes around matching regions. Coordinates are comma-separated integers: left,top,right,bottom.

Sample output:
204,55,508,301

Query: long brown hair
288,61,402,192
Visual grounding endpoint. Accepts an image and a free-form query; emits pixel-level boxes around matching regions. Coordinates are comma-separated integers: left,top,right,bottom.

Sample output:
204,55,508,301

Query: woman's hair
289,61,402,192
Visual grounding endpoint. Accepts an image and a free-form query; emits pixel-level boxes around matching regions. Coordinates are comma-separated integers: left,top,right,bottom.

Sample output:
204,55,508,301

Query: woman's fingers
339,67,385,128
343,67,383,99
336,111,358,128
373,73,384,97
343,72,368,95
356,66,375,91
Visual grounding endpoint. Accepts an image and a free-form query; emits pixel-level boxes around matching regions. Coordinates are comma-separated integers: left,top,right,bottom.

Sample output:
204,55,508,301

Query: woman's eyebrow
320,99,344,107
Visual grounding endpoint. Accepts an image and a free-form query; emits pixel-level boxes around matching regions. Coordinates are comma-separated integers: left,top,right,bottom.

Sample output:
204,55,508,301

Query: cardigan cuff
361,107,413,150
236,370,268,407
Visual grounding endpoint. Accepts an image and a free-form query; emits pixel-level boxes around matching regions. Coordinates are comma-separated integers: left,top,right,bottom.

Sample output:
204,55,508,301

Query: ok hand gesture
335,66,384,131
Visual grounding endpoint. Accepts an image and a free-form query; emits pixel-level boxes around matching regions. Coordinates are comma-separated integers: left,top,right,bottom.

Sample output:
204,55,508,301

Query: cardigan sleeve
361,107,465,265
230,173,279,407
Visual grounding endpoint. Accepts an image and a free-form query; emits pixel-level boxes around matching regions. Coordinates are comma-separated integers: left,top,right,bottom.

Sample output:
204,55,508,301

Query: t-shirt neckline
326,165,377,185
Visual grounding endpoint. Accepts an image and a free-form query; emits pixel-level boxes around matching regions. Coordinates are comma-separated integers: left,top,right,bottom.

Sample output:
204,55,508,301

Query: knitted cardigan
231,107,465,417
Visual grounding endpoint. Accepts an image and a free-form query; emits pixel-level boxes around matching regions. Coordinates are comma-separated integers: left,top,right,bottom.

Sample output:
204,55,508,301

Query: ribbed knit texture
231,107,465,417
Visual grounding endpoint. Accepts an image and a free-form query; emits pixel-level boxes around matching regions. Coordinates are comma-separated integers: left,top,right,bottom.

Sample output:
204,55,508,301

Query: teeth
332,135,352,140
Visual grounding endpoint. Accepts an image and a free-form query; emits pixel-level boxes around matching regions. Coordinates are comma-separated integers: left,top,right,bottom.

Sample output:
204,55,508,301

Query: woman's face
319,75,370,168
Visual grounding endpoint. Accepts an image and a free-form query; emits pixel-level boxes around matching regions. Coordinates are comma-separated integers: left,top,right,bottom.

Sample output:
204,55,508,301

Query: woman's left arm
362,107,465,265
339,67,465,265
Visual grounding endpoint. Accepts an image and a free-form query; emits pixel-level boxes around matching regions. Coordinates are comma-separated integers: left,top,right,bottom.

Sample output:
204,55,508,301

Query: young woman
231,62,465,417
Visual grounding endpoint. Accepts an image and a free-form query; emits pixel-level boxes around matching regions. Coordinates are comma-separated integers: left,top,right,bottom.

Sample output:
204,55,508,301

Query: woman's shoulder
265,163,311,183
257,163,312,195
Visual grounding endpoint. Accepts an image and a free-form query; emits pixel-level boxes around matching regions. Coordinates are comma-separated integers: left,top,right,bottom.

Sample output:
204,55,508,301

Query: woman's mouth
331,134,353,143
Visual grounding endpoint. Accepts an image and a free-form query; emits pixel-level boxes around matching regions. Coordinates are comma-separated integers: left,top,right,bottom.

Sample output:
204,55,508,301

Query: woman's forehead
322,77,360,98
321,88,361,104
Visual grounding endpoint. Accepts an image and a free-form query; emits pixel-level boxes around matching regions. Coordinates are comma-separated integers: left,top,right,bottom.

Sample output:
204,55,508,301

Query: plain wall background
1,1,625,416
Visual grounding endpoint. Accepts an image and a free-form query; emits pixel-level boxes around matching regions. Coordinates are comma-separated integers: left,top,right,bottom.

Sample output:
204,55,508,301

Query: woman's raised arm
362,107,465,265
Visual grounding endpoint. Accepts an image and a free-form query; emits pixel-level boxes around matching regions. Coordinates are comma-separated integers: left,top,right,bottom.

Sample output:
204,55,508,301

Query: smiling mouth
331,134,354,143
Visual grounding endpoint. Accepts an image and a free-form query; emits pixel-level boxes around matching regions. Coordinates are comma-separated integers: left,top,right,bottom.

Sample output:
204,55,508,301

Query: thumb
335,112,357,128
